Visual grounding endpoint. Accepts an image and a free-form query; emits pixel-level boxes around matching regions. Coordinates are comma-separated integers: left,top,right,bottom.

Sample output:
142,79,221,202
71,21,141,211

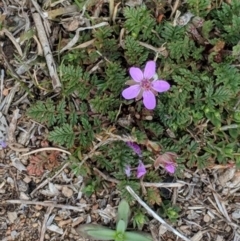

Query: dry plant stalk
4,200,86,212
126,185,192,241
32,13,61,92
40,206,54,241
47,5,78,19
7,109,19,143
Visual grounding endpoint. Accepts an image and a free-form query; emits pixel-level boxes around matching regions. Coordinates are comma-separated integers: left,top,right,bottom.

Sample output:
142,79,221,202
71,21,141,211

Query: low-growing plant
159,200,181,223
76,199,153,241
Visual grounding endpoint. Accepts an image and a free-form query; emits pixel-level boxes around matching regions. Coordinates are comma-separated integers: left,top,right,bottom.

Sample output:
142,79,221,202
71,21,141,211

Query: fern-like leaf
27,99,56,126
48,124,75,148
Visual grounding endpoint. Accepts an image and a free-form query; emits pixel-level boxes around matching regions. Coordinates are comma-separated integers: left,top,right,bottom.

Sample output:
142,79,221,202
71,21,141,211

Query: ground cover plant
27,0,240,191
1,0,240,240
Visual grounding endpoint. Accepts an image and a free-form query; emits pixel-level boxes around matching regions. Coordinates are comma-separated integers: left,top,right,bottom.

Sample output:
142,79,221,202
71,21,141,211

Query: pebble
32,223,38,228
225,226,231,232
203,214,211,222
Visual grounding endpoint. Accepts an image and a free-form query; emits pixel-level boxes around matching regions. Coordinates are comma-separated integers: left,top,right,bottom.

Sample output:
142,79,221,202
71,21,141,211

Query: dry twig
20,147,71,157
126,185,192,241
32,13,61,91
60,22,109,53
40,206,54,241
7,109,19,143
4,200,86,212
94,167,185,188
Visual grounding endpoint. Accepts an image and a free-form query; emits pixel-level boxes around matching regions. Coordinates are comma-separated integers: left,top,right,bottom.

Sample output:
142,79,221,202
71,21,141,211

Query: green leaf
27,99,56,126
124,6,155,41
76,224,115,240
132,210,148,230
56,100,67,125
202,20,214,39
124,231,153,241
186,0,211,17
229,128,240,139
205,111,221,128
212,86,232,105
116,220,126,234
48,124,75,148
117,200,130,230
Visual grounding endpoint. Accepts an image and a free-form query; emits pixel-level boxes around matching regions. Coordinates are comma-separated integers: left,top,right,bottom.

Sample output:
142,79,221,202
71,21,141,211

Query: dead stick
40,206,54,241
32,13,61,91
94,167,185,188
4,200,86,212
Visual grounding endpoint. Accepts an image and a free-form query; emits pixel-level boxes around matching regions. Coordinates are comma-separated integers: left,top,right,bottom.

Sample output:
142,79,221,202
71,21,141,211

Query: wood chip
62,186,73,198
191,231,203,241
7,211,18,223
72,217,84,227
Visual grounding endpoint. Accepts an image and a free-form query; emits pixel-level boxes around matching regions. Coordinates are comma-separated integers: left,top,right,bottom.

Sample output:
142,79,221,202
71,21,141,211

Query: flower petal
143,61,156,79
122,85,141,99
129,67,143,82
127,142,142,156
125,165,131,177
152,80,170,92
137,161,146,178
143,90,156,110
164,163,176,174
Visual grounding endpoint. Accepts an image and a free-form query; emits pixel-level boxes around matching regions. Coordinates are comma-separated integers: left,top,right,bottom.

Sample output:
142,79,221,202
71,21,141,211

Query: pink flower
164,162,176,174
154,152,177,174
126,142,142,156
122,61,170,110
137,161,146,178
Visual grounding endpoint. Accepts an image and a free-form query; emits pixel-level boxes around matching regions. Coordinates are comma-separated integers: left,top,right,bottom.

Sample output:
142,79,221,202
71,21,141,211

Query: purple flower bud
125,165,131,177
0,141,7,149
137,161,146,178
126,142,142,156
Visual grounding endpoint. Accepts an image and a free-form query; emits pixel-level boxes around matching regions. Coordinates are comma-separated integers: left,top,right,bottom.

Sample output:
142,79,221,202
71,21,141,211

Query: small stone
225,226,231,232
62,186,73,198
32,223,38,228
145,116,153,120
203,214,211,222
45,233,50,239
135,114,140,119
23,176,31,183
